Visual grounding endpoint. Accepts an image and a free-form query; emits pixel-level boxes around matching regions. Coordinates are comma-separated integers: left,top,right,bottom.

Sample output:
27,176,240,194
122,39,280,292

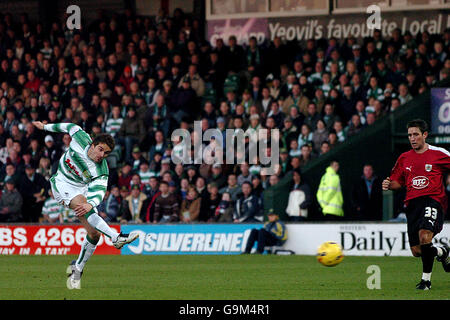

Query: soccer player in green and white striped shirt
32,121,139,289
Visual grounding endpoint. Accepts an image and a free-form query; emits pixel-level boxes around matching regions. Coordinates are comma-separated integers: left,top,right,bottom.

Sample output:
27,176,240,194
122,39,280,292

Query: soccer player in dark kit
382,119,450,290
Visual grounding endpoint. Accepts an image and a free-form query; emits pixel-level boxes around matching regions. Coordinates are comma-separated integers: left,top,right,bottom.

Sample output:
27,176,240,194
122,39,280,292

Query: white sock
87,213,119,242
75,236,97,272
422,272,431,281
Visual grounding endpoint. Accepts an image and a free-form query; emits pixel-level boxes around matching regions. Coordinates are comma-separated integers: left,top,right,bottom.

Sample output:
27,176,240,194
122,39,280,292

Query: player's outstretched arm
33,121,83,137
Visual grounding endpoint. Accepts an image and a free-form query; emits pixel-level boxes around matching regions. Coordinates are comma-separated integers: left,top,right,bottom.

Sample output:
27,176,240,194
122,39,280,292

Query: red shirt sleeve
436,149,450,172
390,154,405,186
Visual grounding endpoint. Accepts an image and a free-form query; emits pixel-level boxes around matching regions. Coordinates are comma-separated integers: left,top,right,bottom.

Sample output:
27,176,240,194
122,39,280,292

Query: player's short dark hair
92,133,115,151
407,119,428,134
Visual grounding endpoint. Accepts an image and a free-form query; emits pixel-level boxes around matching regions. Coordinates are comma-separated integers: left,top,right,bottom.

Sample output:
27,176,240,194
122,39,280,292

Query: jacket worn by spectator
0,186,23,222
234,193,261,222
153,193,180,223
118,114,145,142
263,219,288,245
180,197,201,222
121,192,148,223
351,175,383,221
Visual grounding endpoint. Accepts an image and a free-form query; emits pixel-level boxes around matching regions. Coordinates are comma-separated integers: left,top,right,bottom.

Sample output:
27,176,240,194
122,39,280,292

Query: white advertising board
283,223,450,256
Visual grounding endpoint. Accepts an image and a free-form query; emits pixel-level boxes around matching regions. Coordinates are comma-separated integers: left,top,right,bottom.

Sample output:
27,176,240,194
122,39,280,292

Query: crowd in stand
0,8,449,224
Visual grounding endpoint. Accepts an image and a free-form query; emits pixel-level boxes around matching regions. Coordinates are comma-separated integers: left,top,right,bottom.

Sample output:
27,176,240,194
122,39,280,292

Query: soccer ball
317,241,344,267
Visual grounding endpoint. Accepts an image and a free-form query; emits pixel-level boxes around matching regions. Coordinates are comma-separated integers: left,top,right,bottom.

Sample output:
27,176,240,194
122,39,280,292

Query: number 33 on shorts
424,207,437,220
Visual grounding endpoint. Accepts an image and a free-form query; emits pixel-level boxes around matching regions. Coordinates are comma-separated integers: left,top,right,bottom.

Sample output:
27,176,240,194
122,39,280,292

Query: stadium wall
1,223,448,256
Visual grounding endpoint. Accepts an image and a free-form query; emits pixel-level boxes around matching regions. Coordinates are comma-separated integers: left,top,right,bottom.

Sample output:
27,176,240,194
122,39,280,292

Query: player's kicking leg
70,194,139,249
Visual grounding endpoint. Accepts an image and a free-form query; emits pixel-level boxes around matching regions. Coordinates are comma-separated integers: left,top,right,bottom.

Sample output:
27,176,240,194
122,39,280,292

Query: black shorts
405,196,444,247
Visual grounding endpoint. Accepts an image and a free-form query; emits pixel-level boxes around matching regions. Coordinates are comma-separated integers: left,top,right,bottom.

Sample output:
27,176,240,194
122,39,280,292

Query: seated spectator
320,141,331,155
119,184,147,224
180,186,201,223
299,143,316,167
219,174,241,203
346,114,364,138
303,103,321,131
98,185,122,223
41,190,65,223
333,120,346,142
297,123,313,150
327,130,341,150
0,180,23,222
312,119,329,154
322,103,339,130
242,209,287,254
237,162,254,186
234,182,261,223
288,139,301,158
153,181,179,223
213,192,234,222
208,164,227,190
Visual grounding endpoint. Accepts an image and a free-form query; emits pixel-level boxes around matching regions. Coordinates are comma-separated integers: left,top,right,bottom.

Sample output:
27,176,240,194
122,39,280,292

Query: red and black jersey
390,144,450,213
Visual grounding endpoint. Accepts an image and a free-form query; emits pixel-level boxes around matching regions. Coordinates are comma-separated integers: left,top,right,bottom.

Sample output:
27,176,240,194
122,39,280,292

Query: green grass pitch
0,255,448,300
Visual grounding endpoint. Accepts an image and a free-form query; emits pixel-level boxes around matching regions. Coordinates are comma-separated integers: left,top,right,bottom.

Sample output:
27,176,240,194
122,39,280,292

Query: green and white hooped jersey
42,197,65,220
44,123,109,209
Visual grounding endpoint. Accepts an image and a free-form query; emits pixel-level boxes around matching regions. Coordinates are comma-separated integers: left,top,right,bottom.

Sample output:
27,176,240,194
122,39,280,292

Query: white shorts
50,174,88,207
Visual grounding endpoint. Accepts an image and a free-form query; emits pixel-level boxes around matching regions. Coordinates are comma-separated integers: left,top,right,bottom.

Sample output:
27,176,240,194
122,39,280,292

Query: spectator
203,183,222,222
17,163,48,222
120,184,147,224
172,77,198,124
319,141,331,155
317,160,344,220
297,124,313,150
237,162,254,186
234,181,261,223
303,103,321,131
282,83,309,116
242,209,287,254
180,186,201,223
179,64,205,97
300,143,316,166
41,190,65,224
351,164,383,221
0,163,19,188
219,173,241,203
153,181,179,223
98,185,122,223
0,180,23,222
117,106,145,164
312,119,329,154
333,120,346,142
286,169,311,221
213,192,234,222
347,114,364,138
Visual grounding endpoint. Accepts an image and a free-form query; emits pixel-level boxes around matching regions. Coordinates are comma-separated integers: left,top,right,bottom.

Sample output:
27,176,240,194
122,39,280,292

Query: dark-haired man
32,121,139,289
382,119,450,290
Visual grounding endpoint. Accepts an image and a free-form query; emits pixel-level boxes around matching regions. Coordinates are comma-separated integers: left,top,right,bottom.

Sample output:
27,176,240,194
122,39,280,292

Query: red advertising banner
0,225,120,255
